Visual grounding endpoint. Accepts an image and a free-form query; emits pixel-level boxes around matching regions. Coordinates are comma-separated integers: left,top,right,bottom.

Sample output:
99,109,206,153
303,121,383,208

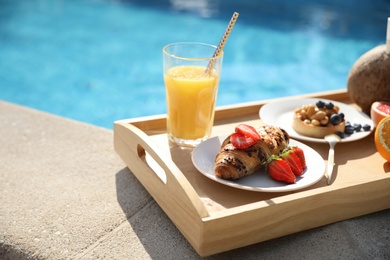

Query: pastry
292,101,345,138
214,125,290,180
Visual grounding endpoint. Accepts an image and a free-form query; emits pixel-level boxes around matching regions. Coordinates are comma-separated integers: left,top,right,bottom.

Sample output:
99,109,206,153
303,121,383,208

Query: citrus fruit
370,101,390,127
374,117,390,162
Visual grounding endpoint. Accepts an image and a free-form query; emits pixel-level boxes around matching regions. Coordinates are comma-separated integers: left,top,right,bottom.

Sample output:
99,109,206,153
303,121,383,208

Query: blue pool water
1,0,389,129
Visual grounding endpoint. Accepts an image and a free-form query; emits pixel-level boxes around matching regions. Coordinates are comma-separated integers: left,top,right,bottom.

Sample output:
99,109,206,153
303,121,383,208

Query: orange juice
164,65,220,141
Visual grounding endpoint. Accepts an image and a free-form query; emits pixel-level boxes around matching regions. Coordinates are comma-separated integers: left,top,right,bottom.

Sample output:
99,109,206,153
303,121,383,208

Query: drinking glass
163,42,224,147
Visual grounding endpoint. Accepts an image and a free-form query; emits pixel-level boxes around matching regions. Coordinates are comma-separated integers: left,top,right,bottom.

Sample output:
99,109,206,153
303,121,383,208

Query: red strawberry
290,146,307,169
280,150,303,176
235,124,260,141
267,156,296,184
230,133,256,149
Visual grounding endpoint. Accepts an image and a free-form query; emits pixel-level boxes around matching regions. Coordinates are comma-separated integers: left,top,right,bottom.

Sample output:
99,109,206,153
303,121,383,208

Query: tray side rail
113,121,209,250
197,177,390,256
119,89,350,134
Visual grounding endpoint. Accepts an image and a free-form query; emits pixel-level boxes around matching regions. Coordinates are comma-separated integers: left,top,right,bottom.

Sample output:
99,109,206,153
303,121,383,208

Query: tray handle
114,121,210,220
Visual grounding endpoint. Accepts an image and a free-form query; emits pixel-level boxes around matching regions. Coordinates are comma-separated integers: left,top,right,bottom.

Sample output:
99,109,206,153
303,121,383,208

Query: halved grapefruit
370,101,390,127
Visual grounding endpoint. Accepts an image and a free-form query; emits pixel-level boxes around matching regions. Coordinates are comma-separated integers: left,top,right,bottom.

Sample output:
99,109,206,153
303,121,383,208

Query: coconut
347,44,390,114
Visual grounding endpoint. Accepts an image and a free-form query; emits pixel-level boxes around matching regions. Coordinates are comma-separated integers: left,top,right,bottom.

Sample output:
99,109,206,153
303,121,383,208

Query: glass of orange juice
163,42,223,147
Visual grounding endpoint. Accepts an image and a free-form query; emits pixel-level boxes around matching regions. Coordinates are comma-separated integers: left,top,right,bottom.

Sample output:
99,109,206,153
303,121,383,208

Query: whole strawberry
267,156,296,184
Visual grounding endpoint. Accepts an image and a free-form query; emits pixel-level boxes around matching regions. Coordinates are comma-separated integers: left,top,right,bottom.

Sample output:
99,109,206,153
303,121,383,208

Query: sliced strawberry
290,146,307,169
235,124,260,141
267,156,296,184
230,133,256,149
280,150,303,176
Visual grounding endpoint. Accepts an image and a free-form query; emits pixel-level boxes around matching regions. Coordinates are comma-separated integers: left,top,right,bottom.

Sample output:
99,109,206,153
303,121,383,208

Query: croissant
214,125,290,180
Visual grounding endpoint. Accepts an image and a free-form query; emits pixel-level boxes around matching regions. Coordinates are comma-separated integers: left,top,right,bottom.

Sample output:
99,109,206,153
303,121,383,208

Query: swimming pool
1,0,389,129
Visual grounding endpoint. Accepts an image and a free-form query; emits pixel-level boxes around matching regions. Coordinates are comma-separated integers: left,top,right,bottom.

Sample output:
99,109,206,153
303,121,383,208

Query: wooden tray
114,90,390,256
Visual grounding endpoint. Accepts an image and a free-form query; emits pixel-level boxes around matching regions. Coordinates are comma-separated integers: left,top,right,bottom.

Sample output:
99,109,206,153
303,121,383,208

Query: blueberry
326,102,334,109
345,121,352,127
336,131,345,139
344,125,355,135
353,123,362,132
330,114,341,125
362,124,371,131
316,100,325,108
339,113,345,120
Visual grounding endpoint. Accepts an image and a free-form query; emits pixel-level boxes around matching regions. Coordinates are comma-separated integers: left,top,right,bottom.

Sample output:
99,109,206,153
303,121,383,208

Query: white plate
259,98,373,143
191,136,325,192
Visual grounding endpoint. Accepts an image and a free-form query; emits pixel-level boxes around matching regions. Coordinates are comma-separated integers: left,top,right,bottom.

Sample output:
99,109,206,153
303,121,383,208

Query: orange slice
370,101,390,127
374,117,390,162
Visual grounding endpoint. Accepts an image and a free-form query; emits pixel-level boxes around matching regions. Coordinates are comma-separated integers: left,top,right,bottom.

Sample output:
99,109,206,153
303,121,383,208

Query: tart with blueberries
292,100,346,138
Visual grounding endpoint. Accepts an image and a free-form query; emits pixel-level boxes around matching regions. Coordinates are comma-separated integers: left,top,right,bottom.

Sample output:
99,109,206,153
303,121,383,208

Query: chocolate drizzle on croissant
214,125,290,180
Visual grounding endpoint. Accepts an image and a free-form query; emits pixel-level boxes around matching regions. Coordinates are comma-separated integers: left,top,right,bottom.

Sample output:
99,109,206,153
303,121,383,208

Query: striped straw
386,17,390,54
205,12,239,74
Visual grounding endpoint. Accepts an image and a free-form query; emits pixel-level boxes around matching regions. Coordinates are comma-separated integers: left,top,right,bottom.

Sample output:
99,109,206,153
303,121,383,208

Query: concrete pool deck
1,100,390,259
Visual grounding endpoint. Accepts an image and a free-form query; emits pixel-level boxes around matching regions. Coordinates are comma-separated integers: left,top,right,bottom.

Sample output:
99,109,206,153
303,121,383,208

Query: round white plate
191,136,325,192
259,98,373,143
